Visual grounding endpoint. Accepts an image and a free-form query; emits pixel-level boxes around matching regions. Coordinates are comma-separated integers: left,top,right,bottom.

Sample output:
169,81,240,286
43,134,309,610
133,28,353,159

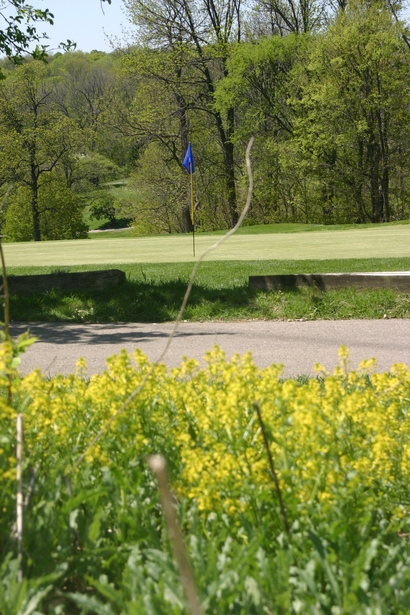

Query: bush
73,153,121,190
1,344,410,612
88,191,117,224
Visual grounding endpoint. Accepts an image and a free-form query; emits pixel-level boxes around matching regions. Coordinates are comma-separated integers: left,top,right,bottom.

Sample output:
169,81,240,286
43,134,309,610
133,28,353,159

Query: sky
31,0,132,54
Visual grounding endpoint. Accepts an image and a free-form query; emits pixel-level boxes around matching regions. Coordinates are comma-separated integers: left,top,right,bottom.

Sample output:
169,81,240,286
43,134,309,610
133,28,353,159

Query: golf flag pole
183,143,195,257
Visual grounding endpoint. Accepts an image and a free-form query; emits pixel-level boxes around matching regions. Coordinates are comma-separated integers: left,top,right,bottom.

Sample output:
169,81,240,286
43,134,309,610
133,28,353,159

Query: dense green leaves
2,0,410,240
293,1,410,223
214,1,410,226
0,1,54,70
0,61,83,240
3,177,88,241
2,346,410,612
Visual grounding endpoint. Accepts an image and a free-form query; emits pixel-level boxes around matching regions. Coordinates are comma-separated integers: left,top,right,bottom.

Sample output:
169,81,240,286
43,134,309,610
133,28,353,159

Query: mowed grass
201,219,410,235
7,257,410,323
5,222,410,323
88,219,410,239
4,223,410,266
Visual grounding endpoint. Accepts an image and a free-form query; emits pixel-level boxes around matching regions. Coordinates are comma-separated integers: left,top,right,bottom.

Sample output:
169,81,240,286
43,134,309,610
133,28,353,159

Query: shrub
1,344,410,613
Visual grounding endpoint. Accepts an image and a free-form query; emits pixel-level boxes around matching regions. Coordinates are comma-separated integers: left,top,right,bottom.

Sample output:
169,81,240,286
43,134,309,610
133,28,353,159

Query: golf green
3,225,410,267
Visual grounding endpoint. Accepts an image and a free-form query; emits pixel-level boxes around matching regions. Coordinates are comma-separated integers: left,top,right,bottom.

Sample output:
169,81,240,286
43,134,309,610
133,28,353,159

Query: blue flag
183,143,195,174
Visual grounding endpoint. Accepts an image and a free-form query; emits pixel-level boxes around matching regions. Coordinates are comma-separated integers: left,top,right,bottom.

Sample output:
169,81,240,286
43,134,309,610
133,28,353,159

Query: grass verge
7,257,410,323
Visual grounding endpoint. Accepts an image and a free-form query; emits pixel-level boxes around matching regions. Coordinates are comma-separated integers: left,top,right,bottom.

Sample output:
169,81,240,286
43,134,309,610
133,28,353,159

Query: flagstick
190,162,195,257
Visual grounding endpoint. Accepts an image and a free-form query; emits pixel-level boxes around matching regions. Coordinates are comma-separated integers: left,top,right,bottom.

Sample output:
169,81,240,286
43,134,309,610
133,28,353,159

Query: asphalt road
10,319,410,377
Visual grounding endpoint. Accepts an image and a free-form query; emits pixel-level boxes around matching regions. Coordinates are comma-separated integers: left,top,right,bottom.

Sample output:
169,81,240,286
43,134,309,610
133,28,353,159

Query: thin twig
253,401,291,538
23,464,39,509
0,237,12,407
0,239,9,341
10,463,39,539
43,354,58,377
64,475,72,497
16,413,23,582
148,455,201,615
67,137,254,475
0,188,12,341
398,529,410,539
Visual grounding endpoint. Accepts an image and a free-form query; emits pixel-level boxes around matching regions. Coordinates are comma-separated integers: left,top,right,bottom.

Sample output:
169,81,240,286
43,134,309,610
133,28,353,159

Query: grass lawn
4,223,410,266
4,222,410,323
202,219,410,235
6,257,410,323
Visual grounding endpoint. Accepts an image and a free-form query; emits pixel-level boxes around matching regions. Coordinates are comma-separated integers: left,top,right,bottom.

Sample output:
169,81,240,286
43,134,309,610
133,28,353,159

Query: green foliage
73,154,122,190
1,344,410,612
3,176,88,242
3,187,33,243
88,191,117,224
6,256,410,322
129,143,190,235
1,2,410,237
293,1,410,223
214,2,410,226
119,0,246,230
0,61,84,240
0,1,54,71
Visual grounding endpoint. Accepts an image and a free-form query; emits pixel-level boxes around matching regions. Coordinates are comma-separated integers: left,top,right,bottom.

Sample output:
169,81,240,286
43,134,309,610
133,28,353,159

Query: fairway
3,225,410,266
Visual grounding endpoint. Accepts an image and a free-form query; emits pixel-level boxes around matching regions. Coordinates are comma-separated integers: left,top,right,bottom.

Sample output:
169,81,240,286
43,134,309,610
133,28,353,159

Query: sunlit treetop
0,0,112,67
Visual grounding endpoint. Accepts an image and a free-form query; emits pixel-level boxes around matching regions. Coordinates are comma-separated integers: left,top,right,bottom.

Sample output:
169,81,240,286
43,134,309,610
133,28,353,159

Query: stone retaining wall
5,269,126,295
249,272,410,291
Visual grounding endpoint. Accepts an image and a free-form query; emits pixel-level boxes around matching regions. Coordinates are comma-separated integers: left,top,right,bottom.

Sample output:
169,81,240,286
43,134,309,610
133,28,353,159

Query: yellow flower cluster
1,344,410,522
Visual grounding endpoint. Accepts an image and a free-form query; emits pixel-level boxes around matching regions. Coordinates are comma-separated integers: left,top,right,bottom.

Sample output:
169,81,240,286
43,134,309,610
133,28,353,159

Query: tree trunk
355,139,366,222
31,183,41,242
30,154,41,241
193,47,238,228
382,166,389,222
182,201,194,232
368,139,381,223
376,106,389,222
225,107,238,227
225,142,237,226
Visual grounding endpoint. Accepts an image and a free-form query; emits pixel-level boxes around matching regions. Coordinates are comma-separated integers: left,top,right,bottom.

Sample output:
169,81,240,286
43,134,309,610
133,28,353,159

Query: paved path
10,319,410,377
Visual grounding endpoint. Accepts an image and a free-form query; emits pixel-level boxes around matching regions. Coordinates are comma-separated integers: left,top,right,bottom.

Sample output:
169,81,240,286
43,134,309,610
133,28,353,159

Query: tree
110,45,197,231
0,0,54,68
215,33,311,223
121,0,244,227
51,52,117,151
3,174,88,241
0,61,82,240
89,191,117,225
294,1,410,222
251,0,326,36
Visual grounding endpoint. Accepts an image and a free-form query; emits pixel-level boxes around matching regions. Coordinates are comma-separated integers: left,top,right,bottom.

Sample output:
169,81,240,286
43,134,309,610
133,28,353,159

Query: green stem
253,401,291,538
